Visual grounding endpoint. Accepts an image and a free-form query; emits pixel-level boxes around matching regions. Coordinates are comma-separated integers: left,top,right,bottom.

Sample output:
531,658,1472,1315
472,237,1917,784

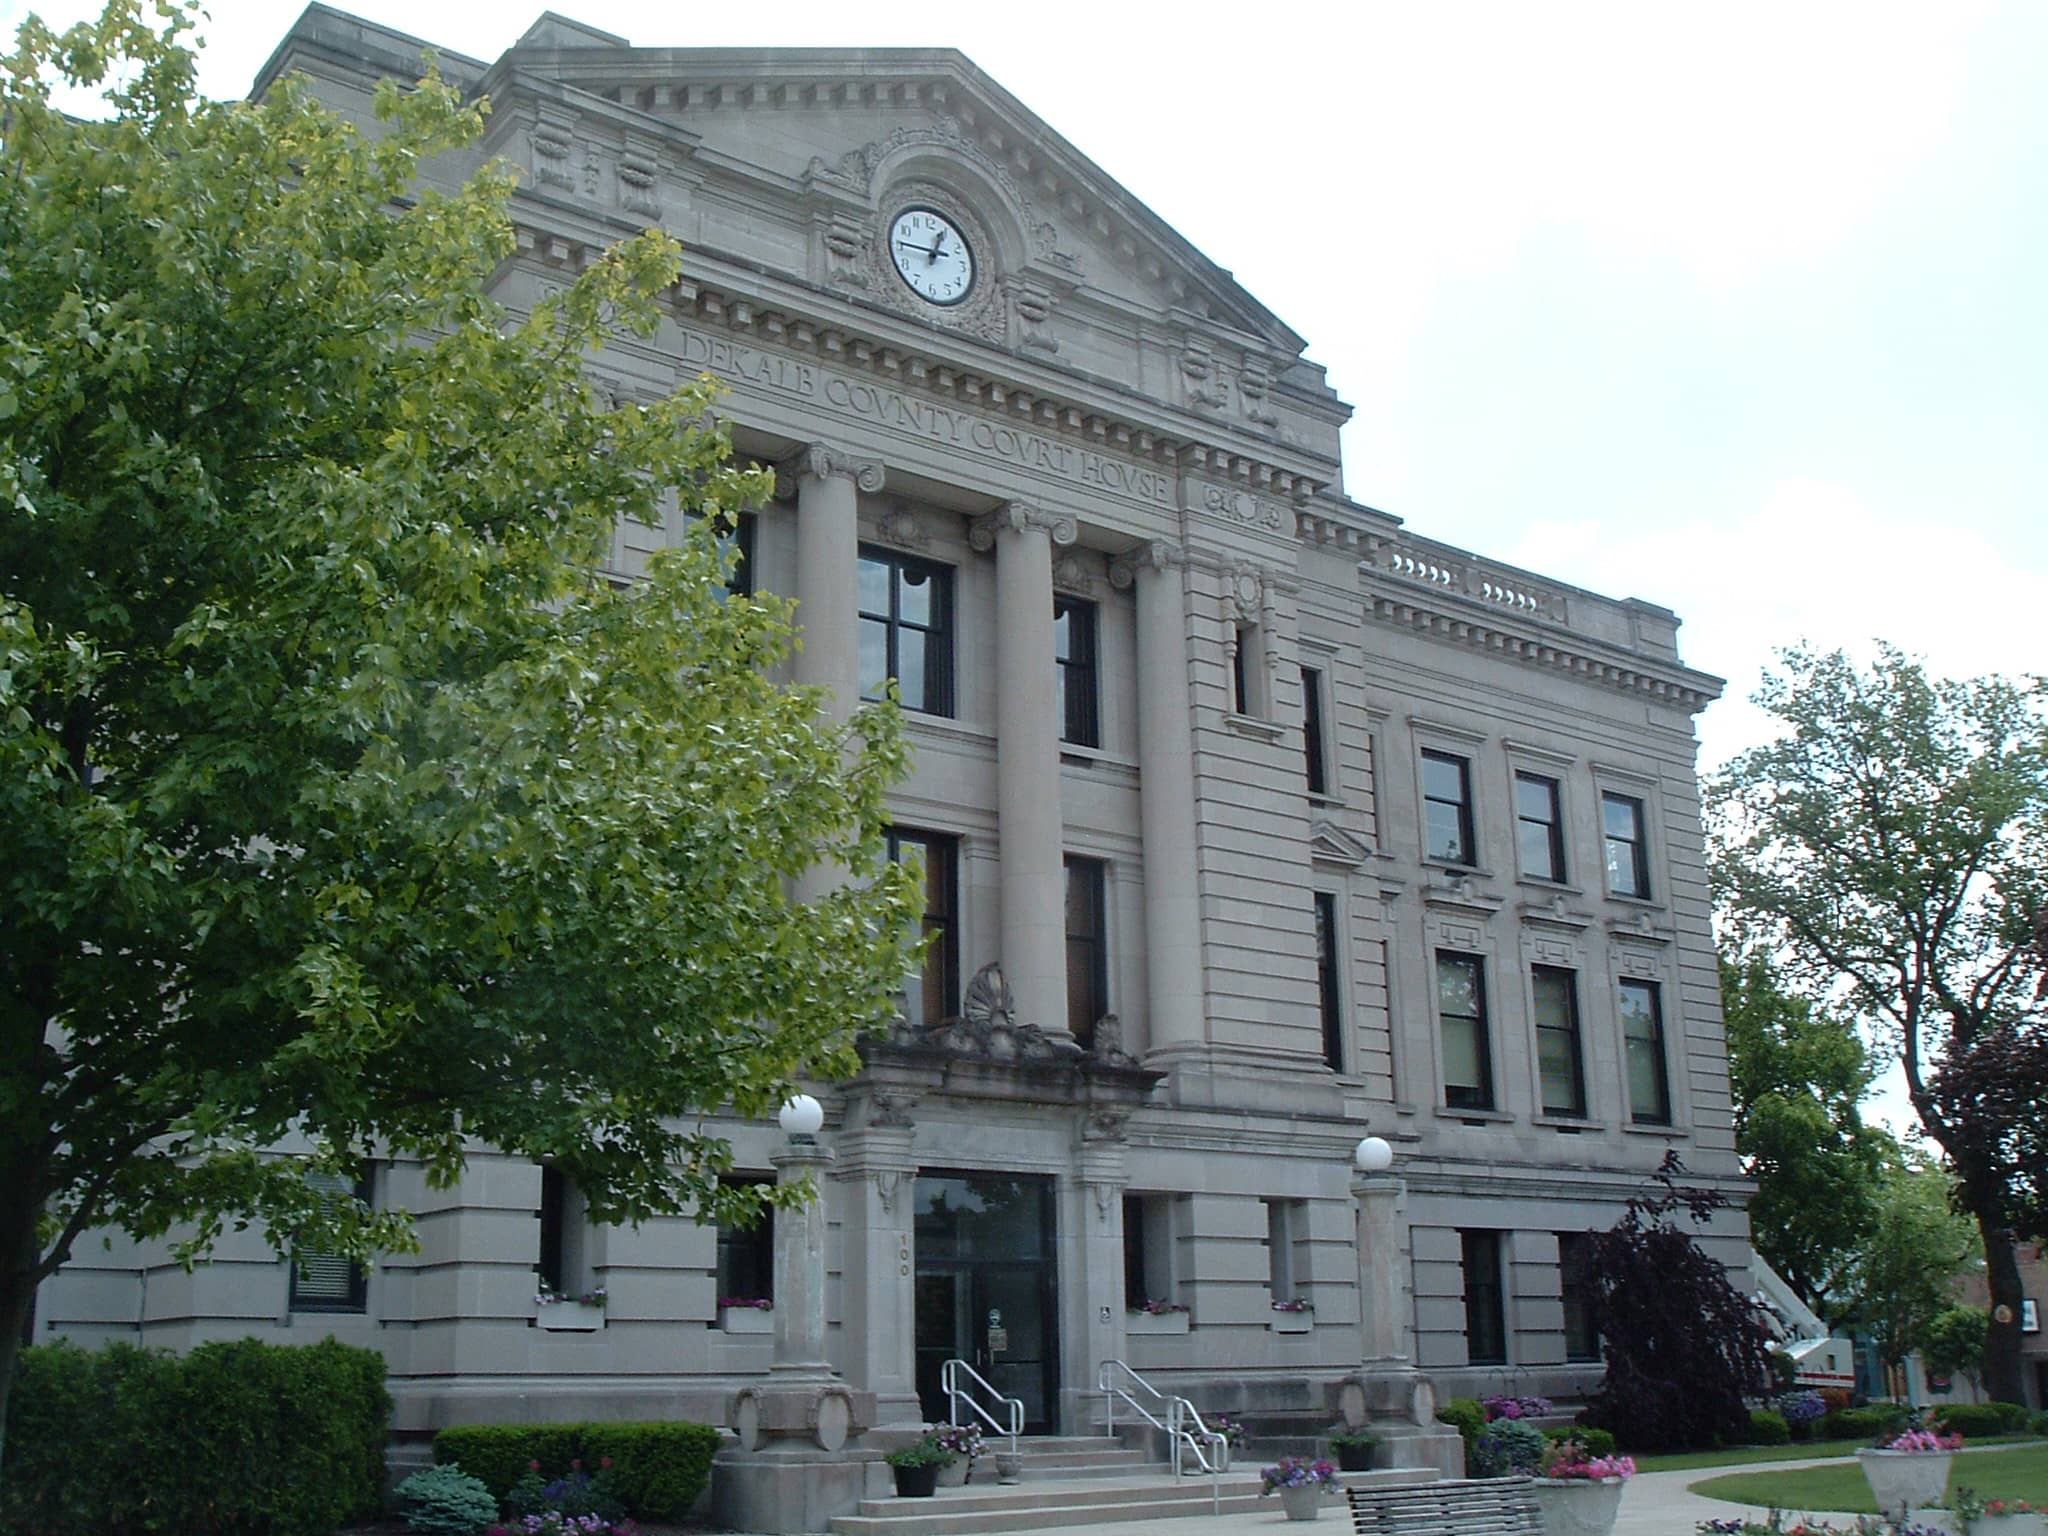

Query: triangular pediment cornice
1309,818,1376,870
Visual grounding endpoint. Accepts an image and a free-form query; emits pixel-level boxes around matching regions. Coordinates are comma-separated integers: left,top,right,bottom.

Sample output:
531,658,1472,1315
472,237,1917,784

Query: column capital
1108,539,1185,589
968,500,1078,552
781,441,886,495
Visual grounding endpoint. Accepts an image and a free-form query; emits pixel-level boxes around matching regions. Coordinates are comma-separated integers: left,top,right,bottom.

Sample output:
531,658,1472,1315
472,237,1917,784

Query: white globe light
778,1093,824,1138
1354,1135,1394,1173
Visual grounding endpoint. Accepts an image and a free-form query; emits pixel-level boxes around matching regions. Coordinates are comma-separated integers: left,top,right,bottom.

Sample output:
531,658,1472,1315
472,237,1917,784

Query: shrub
1472,1418,1548,1477
1935,1401,2028,1438
0,1337,390,1536
1747,1409,1791,1445
2029,1410,2048,1437
1438,1397,1486,1452
398,1464,500,1535
1545,1424,1617,1457
1823,1405,1909,1441
434,1421,720,1521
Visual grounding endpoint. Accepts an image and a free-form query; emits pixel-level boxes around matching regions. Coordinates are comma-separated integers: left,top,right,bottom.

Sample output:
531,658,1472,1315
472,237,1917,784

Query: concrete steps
831,1466,1435,1536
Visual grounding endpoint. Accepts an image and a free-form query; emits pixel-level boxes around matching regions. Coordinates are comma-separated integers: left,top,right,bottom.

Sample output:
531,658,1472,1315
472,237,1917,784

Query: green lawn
1634,1434,2038,1476
1689,1443,2048,1514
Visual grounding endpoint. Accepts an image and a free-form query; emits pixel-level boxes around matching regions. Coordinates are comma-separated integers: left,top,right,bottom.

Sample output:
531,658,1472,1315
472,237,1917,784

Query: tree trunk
1978,1213,2026,1405
0,1162,47,1479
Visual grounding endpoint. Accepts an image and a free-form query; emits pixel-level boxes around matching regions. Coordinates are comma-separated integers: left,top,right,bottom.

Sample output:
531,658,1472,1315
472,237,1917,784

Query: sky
7,1,2042,1117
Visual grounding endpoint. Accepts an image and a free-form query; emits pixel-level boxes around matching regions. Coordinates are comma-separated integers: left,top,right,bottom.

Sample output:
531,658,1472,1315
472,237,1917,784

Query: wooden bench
1346,1475,1542,1536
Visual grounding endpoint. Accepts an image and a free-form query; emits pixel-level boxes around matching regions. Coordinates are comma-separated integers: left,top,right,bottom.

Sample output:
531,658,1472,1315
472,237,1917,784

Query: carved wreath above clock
864,180,1006,343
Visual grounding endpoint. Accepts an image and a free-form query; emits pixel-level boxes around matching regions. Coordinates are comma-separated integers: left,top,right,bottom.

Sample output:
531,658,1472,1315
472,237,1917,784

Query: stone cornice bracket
1107,540,1185,590
786,442,886,494
967,501,1079,552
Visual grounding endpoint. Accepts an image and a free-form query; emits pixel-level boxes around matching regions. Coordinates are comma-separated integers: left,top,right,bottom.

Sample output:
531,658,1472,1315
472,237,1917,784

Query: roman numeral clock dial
887,207,976,307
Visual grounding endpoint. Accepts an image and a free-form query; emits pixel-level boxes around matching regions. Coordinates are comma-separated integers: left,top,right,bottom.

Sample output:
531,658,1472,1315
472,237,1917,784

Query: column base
1331,1367,1465,1479
712,1444,888,1534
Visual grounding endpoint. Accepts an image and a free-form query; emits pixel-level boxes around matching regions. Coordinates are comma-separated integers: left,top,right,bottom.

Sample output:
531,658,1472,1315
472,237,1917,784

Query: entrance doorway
913,1172,1058,1432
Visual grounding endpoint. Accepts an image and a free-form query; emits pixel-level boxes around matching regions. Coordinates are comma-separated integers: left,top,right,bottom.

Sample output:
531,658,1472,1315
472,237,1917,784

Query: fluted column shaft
1120,544,1204,1054
791,443,881,724
975,504,1072,1038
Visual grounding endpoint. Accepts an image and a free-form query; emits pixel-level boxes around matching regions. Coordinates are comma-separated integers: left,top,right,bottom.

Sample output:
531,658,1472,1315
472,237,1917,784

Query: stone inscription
676,327,1174,507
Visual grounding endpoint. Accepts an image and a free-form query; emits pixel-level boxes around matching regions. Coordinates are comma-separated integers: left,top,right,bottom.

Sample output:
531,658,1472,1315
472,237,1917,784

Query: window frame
1064,854,1110,1046
1619,976,1674,1126
857,544,954,716
1558,1231,1600,1362
1515,771,1566,883
1421,749,1476,867
1053,594,1101,748
716,1177,776,1308
1602,791,1651,900
1461,1229,1508,1366
1531,964,1588,1119
1301,666,1330,796
1436,950,1495,1112
288,1166,372,1315
885,827,960,1027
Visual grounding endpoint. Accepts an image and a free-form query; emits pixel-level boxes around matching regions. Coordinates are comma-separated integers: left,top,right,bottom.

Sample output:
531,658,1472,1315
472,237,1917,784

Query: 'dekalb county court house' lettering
33,3,1749,1500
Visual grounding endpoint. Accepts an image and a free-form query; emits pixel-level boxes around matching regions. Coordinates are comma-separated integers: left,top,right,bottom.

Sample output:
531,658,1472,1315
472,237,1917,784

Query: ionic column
788,443,884,725
1110,542,1203,1055
970,502,1075,1038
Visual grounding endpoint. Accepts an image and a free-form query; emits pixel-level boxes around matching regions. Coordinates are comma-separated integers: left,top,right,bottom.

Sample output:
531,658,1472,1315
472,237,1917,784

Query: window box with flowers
1270,1298,1313,1334
533,1282,606,1332
1126,1299,1190,1336
718,1296,774,1334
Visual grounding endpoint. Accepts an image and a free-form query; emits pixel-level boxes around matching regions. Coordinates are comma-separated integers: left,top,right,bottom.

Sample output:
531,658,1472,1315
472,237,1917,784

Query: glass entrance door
913,1172,1058,1431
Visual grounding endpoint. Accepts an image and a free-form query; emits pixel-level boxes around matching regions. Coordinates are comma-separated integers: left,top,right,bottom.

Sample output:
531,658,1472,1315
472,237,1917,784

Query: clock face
887,207,975,306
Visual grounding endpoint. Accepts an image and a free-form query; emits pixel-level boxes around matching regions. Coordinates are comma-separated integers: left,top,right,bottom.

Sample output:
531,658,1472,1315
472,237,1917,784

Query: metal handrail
1097,1359,1228,1510
940,1357,1023,1458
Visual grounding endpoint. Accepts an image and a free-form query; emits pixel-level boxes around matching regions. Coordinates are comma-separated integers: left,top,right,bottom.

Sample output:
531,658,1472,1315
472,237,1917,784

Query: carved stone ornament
860,172,1009,344
874,1170,901,1215
889,960,1086,1063
1108,540,1184,591
866,1089,918,1129
968,502,1079,552
1090,1014,1138,1069
793,442,886,493
1081,1108,1131,1143
871,505,931,552
531,126,575,192
1180,340,1228,411
1051,551,1097,595
617,153,660,219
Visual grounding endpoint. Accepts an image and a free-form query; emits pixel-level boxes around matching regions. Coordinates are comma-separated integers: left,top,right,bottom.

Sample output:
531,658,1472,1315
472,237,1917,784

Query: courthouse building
38,5,1749,1446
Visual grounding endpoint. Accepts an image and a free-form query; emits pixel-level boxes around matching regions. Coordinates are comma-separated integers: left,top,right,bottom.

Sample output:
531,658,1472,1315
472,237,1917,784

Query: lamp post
771,1094,831,1375
1351,1135,1405,1364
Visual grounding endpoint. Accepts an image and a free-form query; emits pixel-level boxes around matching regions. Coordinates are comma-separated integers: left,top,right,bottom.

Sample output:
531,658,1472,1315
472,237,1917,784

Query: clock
887,206,976,307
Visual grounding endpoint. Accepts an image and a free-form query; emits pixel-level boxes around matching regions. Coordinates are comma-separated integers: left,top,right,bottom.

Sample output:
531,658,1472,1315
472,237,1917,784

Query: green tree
1709,644,2048,1403
1720,952,1894,1311
1920,1304,1989,1395
1835,1157,1978,1377
0,3,920,1461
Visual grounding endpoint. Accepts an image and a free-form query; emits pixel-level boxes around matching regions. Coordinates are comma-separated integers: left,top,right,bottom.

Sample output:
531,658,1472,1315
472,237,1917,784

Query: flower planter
936,1456,969,1487
891,1463,939,1499
1126,1309,1190,1336
718,1305,773,1334
1279,1484,1328,1522
1332,1441,1375,1472
1978,1516,2048,1536
1858,1449,1952,1519
1531,1476,1626,1536
534,1301,604,1332
1269,1311,1312,1334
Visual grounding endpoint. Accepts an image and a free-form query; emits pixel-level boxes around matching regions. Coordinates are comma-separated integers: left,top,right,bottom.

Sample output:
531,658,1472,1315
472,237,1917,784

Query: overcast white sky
8,3,2042,1130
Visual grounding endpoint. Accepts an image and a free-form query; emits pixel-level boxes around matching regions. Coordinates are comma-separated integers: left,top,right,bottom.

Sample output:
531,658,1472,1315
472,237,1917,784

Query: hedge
1746,1408,1791,1445
1935,1401,2030,1437
1,1337,390,1536
1821,1404,1911,1442
433,1421,721,1520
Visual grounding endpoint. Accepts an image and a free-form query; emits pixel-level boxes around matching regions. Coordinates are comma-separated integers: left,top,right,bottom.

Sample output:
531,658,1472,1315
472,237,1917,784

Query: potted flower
931,1423,983,1487
1857,1425,1961,1521
1533,1438,1635,1536
716,1295,773,1334
1956,1489,2047,1536
884,1432,954,1499
1260,1456,1339,1522
1327,1428,1378,1472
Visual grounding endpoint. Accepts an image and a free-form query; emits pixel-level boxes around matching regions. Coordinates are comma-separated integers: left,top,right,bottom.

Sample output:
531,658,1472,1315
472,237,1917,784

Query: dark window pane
1516,773,1564,882
290,1167,370,1314
1422,753,1465,803
1462,1230,1506,1365
1302,667,1328,796
857,619,890,702
1559,1232,1599,1361
896,630,927,710
1422,751,1473,865
1065,856,1109,1045
1315,892,1343,1070
1603,793,1649,898
717,1180,775,1304
1054,597,1099,748
1437,953,1492,1110
857,555,891,615
887,829,959,1025
857,546,954,718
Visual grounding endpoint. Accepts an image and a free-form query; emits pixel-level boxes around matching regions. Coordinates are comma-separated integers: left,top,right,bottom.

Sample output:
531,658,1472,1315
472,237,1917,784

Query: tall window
290,1166,372,1314
716,1179,775,1308
720,511,757,597
1065,855,1109,1046
1421,750,1475,865
538,1165,594,1298
1558,1232,1599,1361
1232,626,1254,715
858,547,952,715
1053,596,1100,747
1301,667,1329,795
1264,1198,1305,1304
1314,892,1344,1071
1461,1230,1507,1365
1532,965,1586,1118
1515,772,1565,882
1602,793,1650,898
1123,1193,1177,1309
1619,978,1672,1125
886,829,959,1027
1436,951,1494,1111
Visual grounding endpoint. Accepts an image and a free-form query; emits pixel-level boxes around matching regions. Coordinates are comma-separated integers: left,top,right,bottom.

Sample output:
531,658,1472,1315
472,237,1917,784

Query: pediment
1309,817,1375,869
478,25,1308,357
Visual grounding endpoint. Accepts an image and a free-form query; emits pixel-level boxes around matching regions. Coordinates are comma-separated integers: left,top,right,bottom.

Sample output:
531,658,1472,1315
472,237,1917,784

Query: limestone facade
34,5,1748,1444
